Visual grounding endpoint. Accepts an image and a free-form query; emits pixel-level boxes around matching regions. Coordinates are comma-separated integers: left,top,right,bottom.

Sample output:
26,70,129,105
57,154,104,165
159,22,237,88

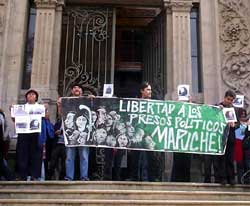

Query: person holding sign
171,88,192,183
64,83,91,181
204,90,236,185
15,89,43,180
128,82,153,181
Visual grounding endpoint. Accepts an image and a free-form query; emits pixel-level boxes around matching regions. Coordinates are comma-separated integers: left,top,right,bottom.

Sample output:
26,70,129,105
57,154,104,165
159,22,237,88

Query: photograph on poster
11,104,44,133
233,95,244,108
103,84,114,98
178,84,190,101
223,107,237,123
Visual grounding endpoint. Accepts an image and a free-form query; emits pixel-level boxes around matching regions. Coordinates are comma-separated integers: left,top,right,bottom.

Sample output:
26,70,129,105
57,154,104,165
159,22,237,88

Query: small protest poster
11,104,45,134
233,95,244,108
61,97,228,155
223,107,237,123
178,85,190,101
103,84,114,97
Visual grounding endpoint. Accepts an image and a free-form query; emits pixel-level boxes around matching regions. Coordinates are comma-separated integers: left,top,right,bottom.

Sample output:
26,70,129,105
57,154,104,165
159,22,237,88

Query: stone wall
0,0,28,112
219,0,250,111
0,0,249,119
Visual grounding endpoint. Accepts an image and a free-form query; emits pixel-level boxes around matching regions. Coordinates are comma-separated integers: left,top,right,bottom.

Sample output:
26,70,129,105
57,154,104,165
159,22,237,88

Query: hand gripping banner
61,97,227,155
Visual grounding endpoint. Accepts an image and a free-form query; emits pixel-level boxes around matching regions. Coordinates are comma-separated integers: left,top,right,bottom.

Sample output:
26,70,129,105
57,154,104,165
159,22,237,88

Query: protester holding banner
15,89,43,180
171,92,192,182
127,82,153,181
61,82,228,183
206,90,236,185
64,83,90,181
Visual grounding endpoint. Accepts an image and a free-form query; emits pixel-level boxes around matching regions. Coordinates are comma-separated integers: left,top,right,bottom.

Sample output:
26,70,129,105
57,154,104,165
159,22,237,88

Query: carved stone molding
222,53,250,91
219,0,250,110
219,0,250,53
34,0,64,9
164,0,193,12
221,53,250,107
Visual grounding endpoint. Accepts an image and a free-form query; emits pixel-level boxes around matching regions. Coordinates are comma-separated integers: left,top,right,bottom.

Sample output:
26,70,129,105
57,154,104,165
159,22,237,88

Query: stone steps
1,199,250,206
0,181,250,206
1,189,250,201
0,181,249,191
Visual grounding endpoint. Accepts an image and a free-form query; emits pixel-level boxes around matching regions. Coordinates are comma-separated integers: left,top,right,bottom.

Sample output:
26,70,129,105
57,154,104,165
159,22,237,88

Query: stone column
0,0,8,108
162,0,193,182
0,0,29,110
200,0,222,105
31,0,64,120
164,0,193,100
31,0,64,100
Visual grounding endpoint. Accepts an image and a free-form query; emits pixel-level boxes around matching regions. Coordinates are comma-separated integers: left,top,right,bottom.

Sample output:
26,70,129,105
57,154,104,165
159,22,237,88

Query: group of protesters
1,82,250,185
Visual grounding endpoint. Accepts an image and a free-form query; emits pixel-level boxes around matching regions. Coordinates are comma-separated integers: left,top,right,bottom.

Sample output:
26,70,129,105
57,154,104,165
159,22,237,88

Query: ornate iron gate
59,7,114,96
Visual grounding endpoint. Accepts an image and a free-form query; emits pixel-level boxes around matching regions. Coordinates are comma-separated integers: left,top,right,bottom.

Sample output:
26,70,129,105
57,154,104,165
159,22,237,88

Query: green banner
61,97,227,155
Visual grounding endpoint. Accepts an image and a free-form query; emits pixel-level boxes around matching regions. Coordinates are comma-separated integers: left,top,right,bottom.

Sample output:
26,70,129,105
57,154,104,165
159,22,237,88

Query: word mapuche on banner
61,97,228,155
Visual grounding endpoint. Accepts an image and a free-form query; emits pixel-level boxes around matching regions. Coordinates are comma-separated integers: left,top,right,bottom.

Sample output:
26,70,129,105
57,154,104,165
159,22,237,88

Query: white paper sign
103,84,114,98
178,84,190,101
233,95,244,108
11,104,45,134
223,107,237,123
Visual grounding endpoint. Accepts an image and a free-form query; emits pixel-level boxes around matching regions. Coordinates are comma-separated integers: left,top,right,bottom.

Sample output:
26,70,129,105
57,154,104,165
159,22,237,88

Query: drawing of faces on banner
143,135,156,150
93,128,108,145
116,133,129,147
106,135,116,147
63,105,92,146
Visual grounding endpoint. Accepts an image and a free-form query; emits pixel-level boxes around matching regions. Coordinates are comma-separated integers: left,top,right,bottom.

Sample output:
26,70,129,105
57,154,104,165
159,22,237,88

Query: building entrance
58,5,166,180
114,7,166,99
59,6,166,98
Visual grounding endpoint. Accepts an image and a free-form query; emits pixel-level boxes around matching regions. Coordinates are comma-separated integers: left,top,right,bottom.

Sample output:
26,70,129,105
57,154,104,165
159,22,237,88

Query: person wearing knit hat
15,89,42,180
25,89,39,102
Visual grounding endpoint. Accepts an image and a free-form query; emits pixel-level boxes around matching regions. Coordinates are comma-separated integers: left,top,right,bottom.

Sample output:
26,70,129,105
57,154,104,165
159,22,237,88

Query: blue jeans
65,147,89,180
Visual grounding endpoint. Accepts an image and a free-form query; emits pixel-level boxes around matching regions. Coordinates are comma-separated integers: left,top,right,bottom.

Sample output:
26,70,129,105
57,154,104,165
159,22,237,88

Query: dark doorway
114,70,142,98
114,27,144,97
114,7,166,99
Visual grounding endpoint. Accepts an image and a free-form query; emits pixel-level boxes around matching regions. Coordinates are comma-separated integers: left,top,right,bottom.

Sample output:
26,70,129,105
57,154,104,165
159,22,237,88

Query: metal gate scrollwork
59,7,113,96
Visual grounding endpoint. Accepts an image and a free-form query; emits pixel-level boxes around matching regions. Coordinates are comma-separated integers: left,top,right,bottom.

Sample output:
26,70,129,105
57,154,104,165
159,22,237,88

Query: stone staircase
1,181,250,205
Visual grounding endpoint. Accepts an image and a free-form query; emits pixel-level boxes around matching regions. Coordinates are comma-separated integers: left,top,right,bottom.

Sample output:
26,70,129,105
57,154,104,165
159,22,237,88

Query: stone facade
1,0,247,118
1,0,250,180
0,0,29,111
219,0,250,110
